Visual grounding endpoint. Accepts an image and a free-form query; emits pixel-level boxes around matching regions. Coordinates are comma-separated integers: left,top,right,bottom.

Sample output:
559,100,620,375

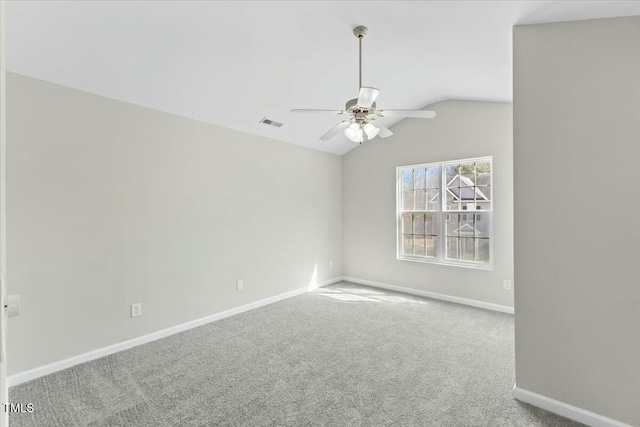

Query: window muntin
397,157,492,269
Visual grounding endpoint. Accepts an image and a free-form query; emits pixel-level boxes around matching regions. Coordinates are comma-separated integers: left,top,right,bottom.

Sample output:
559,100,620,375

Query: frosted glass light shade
345,123,362,142
363,122,380,139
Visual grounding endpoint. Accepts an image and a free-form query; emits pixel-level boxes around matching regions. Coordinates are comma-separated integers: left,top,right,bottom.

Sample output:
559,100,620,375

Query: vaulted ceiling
7,1,640,155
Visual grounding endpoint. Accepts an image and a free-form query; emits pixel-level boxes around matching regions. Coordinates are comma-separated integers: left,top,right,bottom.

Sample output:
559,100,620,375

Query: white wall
514,16,640,426
0,3,8,425
342,100,514,308
6,73,343,375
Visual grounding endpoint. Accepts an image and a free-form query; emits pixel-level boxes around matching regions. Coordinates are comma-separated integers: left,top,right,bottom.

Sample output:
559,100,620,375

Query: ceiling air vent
259,117,284,128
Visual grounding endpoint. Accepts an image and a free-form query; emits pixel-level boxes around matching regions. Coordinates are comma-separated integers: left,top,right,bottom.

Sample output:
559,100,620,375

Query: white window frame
396,156,493,270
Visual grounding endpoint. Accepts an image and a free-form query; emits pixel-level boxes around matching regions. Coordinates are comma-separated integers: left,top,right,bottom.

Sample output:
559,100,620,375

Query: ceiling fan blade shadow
320,121,351,141
378,110,436,118
357,87,380,108
370,120,393,138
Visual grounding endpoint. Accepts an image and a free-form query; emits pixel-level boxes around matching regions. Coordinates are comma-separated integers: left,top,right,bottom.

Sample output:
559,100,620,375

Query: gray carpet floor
10,282,582,426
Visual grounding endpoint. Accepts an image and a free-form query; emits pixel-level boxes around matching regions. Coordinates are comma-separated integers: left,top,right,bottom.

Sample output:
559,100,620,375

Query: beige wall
6,73,343,375
514,17,640,426
342,100,514,308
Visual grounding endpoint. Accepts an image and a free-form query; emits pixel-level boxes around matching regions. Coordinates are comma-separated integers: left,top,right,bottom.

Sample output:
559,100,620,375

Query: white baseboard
8,275,507,386
342,276,514,314
512,384,633,427
308,276,344,290
8,276,344,387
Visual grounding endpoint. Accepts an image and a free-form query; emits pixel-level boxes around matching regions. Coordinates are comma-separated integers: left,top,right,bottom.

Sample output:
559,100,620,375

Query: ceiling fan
292,26,436,143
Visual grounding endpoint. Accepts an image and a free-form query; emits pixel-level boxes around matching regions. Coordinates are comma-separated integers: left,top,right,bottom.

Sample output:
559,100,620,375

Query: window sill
397,255,493,271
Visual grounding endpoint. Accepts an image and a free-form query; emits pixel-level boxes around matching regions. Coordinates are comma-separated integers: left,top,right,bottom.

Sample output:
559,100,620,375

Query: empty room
0,1,639,426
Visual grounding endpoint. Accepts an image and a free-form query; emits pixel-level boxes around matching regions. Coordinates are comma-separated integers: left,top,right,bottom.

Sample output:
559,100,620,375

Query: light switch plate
6,295,20,318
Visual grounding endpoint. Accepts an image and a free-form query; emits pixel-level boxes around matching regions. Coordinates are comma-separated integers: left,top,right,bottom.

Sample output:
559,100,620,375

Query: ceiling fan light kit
292,25,436,144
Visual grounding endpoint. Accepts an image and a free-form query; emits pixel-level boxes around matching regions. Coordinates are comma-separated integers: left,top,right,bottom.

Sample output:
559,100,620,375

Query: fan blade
378,110,436,118
320,121,351,141
370,120,393,138
291,109,347,115
357,87,380,108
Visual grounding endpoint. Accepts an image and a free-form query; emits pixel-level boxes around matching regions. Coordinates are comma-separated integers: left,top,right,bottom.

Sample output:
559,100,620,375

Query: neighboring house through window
397,157,492,269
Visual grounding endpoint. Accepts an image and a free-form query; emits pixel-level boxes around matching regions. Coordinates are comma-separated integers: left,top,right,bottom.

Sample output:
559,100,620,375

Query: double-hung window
397,156,492,269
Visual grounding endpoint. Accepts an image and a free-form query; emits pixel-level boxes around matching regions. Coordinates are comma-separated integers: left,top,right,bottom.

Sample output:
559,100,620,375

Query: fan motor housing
345,98,377,119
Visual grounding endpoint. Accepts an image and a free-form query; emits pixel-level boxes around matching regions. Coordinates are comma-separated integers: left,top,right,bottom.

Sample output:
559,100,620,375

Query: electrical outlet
131,303,142,318
329,260,334,269
503,280,512,291
237,280,244,291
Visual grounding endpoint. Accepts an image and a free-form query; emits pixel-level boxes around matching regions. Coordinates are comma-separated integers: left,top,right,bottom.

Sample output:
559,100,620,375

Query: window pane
476,238,490,263
459,215,474,237
402,190,414,210
415,190,426,211
402,170,413,190
458,187,476,204
460,163,475,187
446,214,459,236
461,174,475,187
476,162,491,187
402,213,413,234
426,236,437,257
426,189,439,211
426,167,439,189
445,164,459,187
414,235,426,256
413,213,425,235
460,238,475,261
403,235,414,255
475,186,491,210
446,191,459,211
476,161,490,172
446,237,459,260
414,168,426,189
425,213,438,235
474,214,490,238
